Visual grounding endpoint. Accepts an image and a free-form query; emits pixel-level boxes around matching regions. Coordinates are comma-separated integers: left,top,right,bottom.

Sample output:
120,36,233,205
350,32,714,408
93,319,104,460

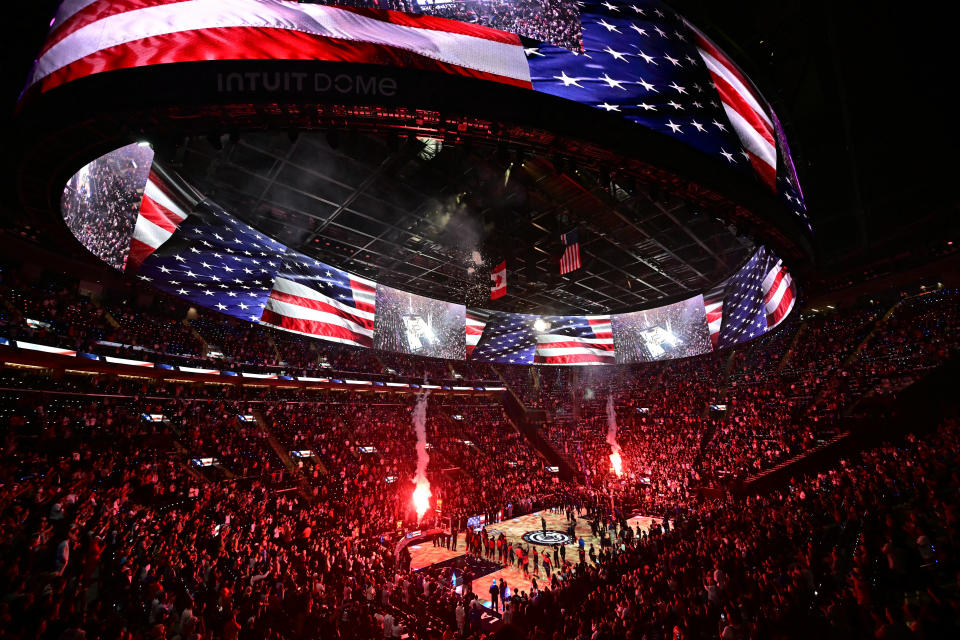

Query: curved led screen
61,147,797,365
29,0,807,232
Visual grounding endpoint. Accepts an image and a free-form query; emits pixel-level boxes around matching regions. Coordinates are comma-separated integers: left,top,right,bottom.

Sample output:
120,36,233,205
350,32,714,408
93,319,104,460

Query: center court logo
521,530,574,546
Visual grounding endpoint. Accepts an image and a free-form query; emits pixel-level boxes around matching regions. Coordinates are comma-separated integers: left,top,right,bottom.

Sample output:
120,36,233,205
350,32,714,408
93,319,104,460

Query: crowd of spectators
60,143,154,271
2,362,957,639
1,261,960,638
524,289,960,488
513,419,960,640
318,0,583,51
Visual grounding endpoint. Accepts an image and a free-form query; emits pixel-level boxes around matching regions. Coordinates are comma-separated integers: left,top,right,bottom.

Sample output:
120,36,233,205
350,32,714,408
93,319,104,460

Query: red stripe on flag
538,339,614,352
533,353,616,365
35,26,533,95
44,0,188,56
137,195,182,234
690,30,756,103
767,287,795,327
268,289,374,332
745,149,777,191
126,238,154,271
332,6,523,45
762,268,786,306
706,70,775,147
347,278,376,314
260,308,373,347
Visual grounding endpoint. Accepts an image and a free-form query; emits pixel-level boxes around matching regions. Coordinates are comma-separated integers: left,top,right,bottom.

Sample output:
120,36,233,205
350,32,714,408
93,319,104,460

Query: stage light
533,318,550,332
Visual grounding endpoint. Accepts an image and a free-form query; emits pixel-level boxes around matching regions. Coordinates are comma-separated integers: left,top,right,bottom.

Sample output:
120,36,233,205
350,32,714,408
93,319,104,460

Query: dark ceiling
173,131,752,314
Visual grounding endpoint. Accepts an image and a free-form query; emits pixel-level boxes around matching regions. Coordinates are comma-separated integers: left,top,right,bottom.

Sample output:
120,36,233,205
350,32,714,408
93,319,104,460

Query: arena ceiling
171,130,753,315
1,1,954,283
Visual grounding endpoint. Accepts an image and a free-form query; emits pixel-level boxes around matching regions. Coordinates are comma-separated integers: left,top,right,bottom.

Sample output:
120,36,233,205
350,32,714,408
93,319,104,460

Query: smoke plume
411,389,432,520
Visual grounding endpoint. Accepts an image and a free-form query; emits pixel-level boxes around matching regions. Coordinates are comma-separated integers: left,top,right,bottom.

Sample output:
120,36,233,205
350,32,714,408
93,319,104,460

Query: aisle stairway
744,352,959,493
251,409,315,501
499,387,583,482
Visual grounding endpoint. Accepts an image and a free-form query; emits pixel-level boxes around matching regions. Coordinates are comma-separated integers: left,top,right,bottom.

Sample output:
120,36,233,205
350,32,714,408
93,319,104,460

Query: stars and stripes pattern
703,280,726,347
259,254,377,348
127,167,193,272
716,248,772,348
535,315,615,365
559,228,582,275
686,22,776,191
30,0,807,232
465,309,490,358
527,0,754,178
762,258,796,329
715,246,797,348
136,200,287,322
28,0,532,96
469,312,539,364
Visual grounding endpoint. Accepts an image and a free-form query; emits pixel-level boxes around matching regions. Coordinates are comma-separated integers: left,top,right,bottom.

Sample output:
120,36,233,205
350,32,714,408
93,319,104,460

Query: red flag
490,261,506,300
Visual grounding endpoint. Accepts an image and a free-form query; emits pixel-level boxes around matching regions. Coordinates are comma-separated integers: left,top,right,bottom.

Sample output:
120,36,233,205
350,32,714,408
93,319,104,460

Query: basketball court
409,510,663,608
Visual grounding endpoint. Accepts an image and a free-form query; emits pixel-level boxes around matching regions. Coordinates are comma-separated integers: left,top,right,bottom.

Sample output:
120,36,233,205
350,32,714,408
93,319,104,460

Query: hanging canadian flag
490,261,507,300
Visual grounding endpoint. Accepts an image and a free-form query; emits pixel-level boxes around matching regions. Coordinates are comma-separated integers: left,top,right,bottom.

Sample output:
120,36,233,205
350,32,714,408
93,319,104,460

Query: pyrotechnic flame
609,450,623,477
606,394,624,477
413,479,431,522
411,389,432,522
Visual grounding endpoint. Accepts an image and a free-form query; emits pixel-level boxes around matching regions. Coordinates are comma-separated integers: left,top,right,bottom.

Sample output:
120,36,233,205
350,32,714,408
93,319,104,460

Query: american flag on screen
528,1,756,183
716,247,796,348
763,258,796,329
127,167,195,272
559,229,581,275
136,201,286,322
465,310,491,358
29,0,807,230
703,280,726,347
685,22,775,191
535,316,615,365
259,254,377,348
469,312,539,364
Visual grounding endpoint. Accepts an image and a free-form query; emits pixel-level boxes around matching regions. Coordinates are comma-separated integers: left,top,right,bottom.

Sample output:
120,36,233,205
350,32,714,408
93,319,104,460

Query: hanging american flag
465,310,491,358
135,200,287,322
127,166,195,272
259,253,377,348
703,280,727,347
559,228,582,275
535,315,615,365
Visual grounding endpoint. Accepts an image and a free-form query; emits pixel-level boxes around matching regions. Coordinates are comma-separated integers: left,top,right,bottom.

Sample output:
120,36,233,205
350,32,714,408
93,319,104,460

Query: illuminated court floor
409,510,662,608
